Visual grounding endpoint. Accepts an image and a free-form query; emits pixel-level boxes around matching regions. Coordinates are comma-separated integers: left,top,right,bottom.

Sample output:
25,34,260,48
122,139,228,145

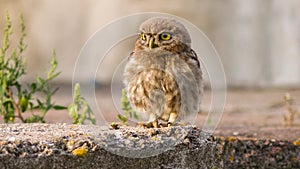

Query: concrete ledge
0,124,299,169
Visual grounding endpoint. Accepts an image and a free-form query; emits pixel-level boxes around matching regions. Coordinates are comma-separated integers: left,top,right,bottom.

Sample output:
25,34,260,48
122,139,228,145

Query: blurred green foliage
0,11,95,124
0,12,67,123
118,89,139,124
68,83,96,124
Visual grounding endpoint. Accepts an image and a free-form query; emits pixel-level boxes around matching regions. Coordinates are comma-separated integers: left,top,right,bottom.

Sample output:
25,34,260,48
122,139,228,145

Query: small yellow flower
72,146,88,157
227,136,236,142
293,138,300,146
228,155,234,162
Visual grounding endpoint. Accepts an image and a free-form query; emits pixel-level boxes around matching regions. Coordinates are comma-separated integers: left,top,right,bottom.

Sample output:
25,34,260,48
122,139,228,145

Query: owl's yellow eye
160,32,171,41
141,33,146,41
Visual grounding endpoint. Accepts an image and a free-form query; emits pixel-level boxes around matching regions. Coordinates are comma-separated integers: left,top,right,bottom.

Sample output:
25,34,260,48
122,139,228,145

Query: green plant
118,89,139,124
0,11,96,124
68,83,96,124
0,12,68,123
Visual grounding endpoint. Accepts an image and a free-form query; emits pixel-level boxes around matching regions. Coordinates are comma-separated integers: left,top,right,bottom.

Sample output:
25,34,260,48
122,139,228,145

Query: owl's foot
138,121,158,128
151,121,158,128
168,112,178,126
137,113,158,128
146,113,158,128
156,122,172,127
157,112,178,127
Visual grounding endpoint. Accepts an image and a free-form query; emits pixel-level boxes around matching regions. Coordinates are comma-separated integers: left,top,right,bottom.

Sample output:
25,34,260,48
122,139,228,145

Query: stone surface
0,124,299,169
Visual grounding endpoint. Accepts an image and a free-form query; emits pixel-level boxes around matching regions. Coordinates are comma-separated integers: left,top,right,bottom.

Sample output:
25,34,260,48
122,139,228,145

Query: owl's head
136,17,191,52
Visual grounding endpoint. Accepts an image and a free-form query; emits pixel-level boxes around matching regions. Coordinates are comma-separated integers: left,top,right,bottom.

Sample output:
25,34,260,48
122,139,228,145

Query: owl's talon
158,123,164,128
138,121,159,128
158,122,162,127
137,122,146,128
145,122,154,128
167,122,172,127
151,121,158,128
158,122,169,127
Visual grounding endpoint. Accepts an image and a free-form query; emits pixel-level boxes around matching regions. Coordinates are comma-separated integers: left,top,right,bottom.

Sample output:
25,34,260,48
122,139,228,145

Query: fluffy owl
123,17,203,128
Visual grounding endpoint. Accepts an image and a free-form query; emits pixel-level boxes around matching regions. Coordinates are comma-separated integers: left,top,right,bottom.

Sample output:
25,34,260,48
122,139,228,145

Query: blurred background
0,0,300,127
1,0,300,87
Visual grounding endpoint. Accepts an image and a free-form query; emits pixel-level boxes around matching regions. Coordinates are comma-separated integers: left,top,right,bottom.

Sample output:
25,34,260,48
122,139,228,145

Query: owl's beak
148,37,155,49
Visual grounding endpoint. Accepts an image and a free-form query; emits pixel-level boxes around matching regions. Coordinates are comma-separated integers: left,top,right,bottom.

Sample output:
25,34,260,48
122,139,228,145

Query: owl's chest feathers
127,69,179,116
125,53,180,111
126,49,198,89
128,61,178,95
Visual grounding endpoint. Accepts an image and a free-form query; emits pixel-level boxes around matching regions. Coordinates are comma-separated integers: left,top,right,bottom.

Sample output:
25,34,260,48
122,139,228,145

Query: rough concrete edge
0,124,299,169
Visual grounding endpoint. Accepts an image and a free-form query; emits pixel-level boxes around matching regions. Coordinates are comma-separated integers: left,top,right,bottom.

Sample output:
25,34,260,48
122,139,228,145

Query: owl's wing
189,49,201,68
127,51,134,60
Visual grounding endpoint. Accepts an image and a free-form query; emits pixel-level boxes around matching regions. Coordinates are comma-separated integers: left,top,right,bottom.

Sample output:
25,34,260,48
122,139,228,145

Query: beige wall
0,0,299,87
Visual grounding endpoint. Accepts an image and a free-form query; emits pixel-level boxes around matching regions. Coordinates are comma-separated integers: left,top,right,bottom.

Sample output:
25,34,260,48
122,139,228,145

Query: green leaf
48,72,60,81
68,104,78,118
73,83,81,103
36,76,44,89
47,51,61,81
53,105,67,110
36,99,44,110
119,88,138,124
16,83,22,99
24,115,44,123
19,97,28,112
4,101,14,123
30,83,37,92
51,87,59,96
117,114,127,124
133,111,139,120
67,83,96,124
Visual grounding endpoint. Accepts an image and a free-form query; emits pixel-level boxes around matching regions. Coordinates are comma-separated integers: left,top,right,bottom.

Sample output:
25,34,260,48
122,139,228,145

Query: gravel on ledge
0,123,299,169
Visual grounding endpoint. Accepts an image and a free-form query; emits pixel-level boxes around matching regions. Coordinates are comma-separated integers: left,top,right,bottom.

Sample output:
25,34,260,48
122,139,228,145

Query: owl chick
123,17,203,128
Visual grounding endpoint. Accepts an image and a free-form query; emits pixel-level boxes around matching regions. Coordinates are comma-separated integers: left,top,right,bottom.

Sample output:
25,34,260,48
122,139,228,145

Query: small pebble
233,132,239,136
8,137,15,142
